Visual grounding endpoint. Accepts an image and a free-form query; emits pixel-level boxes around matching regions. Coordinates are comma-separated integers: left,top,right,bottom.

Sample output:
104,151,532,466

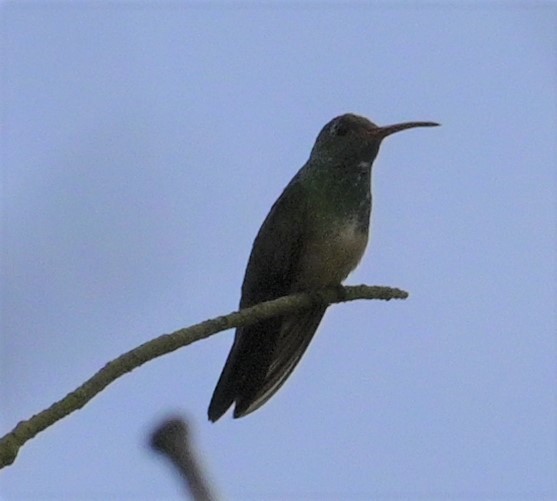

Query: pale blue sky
1,2,556,500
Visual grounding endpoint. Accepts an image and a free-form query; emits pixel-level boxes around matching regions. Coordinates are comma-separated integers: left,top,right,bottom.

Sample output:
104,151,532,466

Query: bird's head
310,113,439,167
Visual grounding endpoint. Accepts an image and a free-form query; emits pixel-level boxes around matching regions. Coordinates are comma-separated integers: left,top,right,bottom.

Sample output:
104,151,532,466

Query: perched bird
208,113,438,421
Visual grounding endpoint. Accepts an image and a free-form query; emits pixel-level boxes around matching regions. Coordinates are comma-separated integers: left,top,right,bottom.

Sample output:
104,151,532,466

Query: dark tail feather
209,307,327,421
234,306,327,418
208,317,282,422
208,349,240,422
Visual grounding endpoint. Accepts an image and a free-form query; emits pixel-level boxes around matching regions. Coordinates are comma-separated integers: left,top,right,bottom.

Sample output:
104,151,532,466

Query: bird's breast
295,218,369,289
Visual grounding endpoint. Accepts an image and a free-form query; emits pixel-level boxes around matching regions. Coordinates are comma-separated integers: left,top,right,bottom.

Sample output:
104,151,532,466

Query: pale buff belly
295,219,369,289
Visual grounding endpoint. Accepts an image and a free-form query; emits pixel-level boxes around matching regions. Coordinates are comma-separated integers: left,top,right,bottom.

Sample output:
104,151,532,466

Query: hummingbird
208,113,439,422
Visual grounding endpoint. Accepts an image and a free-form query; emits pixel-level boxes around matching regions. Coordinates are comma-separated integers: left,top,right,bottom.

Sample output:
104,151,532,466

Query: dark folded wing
208,173,312,421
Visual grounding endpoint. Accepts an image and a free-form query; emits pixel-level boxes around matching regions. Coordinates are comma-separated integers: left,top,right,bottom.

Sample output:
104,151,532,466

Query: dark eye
331,120,349,137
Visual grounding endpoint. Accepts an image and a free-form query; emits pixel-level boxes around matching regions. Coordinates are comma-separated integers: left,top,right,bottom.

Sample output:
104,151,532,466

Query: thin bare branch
0,284,408,469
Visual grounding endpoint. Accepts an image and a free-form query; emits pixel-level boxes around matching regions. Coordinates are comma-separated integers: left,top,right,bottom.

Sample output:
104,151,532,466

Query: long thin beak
373,121,440,140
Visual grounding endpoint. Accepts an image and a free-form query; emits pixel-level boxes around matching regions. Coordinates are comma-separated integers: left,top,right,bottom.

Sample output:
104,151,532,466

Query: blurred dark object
151,416,216,501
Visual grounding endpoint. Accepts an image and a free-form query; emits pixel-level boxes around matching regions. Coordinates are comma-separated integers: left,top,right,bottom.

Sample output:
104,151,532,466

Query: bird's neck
301,161,372,231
